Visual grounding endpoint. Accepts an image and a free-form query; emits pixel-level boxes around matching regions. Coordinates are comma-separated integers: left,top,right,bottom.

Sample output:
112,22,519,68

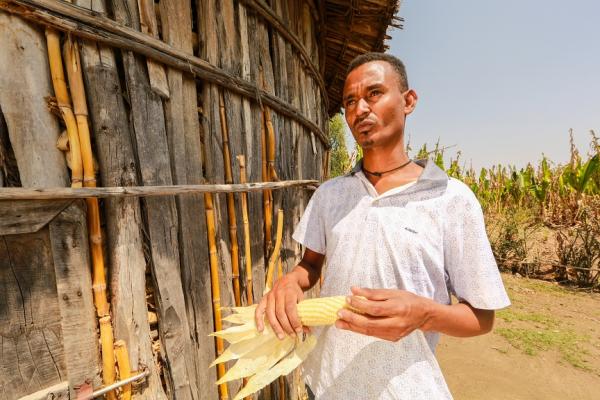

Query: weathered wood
247,8,277,302
0,11,68,187
238,0,327,109
112,0,196,398
49,201,101,396
74,1,166,397
0,199,71,235
137,0,169,98
0,0,329,146
159,0,214,396
0,180,318,200
0,230,67,399
238,2,268,305
0,106,21,188
197,1,239,395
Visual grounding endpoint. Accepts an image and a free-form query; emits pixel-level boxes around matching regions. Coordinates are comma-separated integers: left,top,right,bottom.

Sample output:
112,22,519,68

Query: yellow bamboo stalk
204,192,229,400
259,68,273,256
218,90,241,308
277,256,283,280
63,34,118,400
236,155,253,306
264,106,279,182
114,340,132,400
99,316,117,400
46,28,83,188
260,110,273,254
265,209,284,290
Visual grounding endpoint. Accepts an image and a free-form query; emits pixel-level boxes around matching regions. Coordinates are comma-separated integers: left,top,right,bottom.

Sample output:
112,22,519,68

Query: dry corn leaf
232,335,317,400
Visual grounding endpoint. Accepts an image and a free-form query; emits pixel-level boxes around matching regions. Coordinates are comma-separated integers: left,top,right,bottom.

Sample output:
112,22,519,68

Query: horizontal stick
0,0,329,147
0,180,319,200
18,382,69,400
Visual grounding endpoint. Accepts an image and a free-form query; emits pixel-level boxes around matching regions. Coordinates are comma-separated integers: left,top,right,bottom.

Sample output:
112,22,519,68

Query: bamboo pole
237,155,253,400
261,107,273,255
264,106,279,182
218,90,242,308
45,28,83,188
277,256,283,279
114,340,132,400
265,209,284,290
236,155,253,305
63,33,118,400
204,192,228,400
99,316,116,399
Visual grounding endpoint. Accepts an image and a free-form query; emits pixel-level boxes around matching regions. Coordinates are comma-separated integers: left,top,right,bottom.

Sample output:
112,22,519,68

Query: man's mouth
355,120,375,134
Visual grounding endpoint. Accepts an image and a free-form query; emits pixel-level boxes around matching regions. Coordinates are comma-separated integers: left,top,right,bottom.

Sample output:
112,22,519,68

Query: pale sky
345,0,600,171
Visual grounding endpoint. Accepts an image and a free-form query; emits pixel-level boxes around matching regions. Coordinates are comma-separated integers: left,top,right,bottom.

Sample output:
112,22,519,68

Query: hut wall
0,0,328,399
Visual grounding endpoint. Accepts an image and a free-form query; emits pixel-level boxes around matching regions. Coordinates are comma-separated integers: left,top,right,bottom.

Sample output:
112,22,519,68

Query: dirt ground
437,273,600,399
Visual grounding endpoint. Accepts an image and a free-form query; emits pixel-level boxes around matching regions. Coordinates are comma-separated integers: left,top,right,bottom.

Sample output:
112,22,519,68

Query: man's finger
338,308,388,334
266,293,285,339
256,296,271,332
351,286,397,301
347,295,392,317
275,294,296,337
285,295,303,334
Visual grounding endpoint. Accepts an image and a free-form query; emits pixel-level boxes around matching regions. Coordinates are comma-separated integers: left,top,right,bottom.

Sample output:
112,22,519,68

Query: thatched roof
322,0,402,115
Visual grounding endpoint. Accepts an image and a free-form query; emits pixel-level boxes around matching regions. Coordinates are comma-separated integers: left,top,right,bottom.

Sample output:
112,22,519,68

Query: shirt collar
347,158,449,194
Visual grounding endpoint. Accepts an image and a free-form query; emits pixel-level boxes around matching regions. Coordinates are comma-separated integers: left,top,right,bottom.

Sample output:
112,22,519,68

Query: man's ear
403,89,418,115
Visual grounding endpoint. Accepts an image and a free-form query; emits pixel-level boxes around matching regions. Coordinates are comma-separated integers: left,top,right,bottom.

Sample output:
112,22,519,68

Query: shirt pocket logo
404,226,418,234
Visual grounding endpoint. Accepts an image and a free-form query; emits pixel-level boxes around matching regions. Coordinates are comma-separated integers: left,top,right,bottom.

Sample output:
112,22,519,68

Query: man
255,52,510,399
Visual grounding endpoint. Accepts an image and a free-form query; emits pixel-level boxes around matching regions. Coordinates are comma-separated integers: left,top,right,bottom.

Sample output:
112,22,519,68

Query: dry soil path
437,273,600,399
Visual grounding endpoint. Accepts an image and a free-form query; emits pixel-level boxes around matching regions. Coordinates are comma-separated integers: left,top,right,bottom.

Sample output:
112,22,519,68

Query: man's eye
345,99,356,107
369,90,381,97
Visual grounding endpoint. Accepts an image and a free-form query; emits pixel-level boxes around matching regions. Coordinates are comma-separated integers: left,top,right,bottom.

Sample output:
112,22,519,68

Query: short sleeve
444,188,510,310
292,188,326,255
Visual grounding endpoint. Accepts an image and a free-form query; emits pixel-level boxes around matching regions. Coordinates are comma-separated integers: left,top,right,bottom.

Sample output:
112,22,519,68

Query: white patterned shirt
292,159,510,400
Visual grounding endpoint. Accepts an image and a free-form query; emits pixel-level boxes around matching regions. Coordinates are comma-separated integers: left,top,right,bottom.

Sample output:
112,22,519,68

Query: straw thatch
322,0,403,114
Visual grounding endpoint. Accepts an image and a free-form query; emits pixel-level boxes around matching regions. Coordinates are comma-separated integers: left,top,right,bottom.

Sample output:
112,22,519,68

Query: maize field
412,129,600,289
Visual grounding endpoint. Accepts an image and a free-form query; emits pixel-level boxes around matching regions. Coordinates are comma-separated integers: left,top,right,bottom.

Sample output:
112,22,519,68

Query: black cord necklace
362,159,412,177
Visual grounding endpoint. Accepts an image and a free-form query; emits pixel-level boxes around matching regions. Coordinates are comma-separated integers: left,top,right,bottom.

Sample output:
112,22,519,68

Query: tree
328,114,350,177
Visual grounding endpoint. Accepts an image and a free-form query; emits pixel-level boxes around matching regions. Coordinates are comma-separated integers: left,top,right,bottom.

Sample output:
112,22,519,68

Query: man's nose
356,97,370,116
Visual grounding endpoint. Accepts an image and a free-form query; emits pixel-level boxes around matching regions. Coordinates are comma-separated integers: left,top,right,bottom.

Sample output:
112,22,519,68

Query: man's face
342,61,417,150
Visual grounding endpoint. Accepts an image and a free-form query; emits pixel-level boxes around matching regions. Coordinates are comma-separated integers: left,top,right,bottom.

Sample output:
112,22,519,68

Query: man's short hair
346,52,409,91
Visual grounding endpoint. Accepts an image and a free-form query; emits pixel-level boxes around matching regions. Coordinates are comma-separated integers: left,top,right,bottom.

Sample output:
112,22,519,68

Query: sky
345,0,600,171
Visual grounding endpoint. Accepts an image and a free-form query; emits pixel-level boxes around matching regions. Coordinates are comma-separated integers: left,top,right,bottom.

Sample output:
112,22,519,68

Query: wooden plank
48,201,101,395
73,1,167,398
0,106,21,188
112,1,196,398
137,0,170,98
159,0,214,396
0,11,69,188
0,230,67,399
238,2,267,305
0,199,71,235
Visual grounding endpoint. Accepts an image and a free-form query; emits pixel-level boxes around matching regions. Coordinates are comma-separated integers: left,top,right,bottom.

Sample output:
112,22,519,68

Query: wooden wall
0,0,328,399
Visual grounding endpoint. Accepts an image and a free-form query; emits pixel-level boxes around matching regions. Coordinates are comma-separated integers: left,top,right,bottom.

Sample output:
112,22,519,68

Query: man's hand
336,286,495,341
255,274,305,339
335,287,432,342
254,248,325,340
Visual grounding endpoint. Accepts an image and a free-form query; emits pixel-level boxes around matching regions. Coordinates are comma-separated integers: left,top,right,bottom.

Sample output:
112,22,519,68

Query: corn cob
210,296,361,400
